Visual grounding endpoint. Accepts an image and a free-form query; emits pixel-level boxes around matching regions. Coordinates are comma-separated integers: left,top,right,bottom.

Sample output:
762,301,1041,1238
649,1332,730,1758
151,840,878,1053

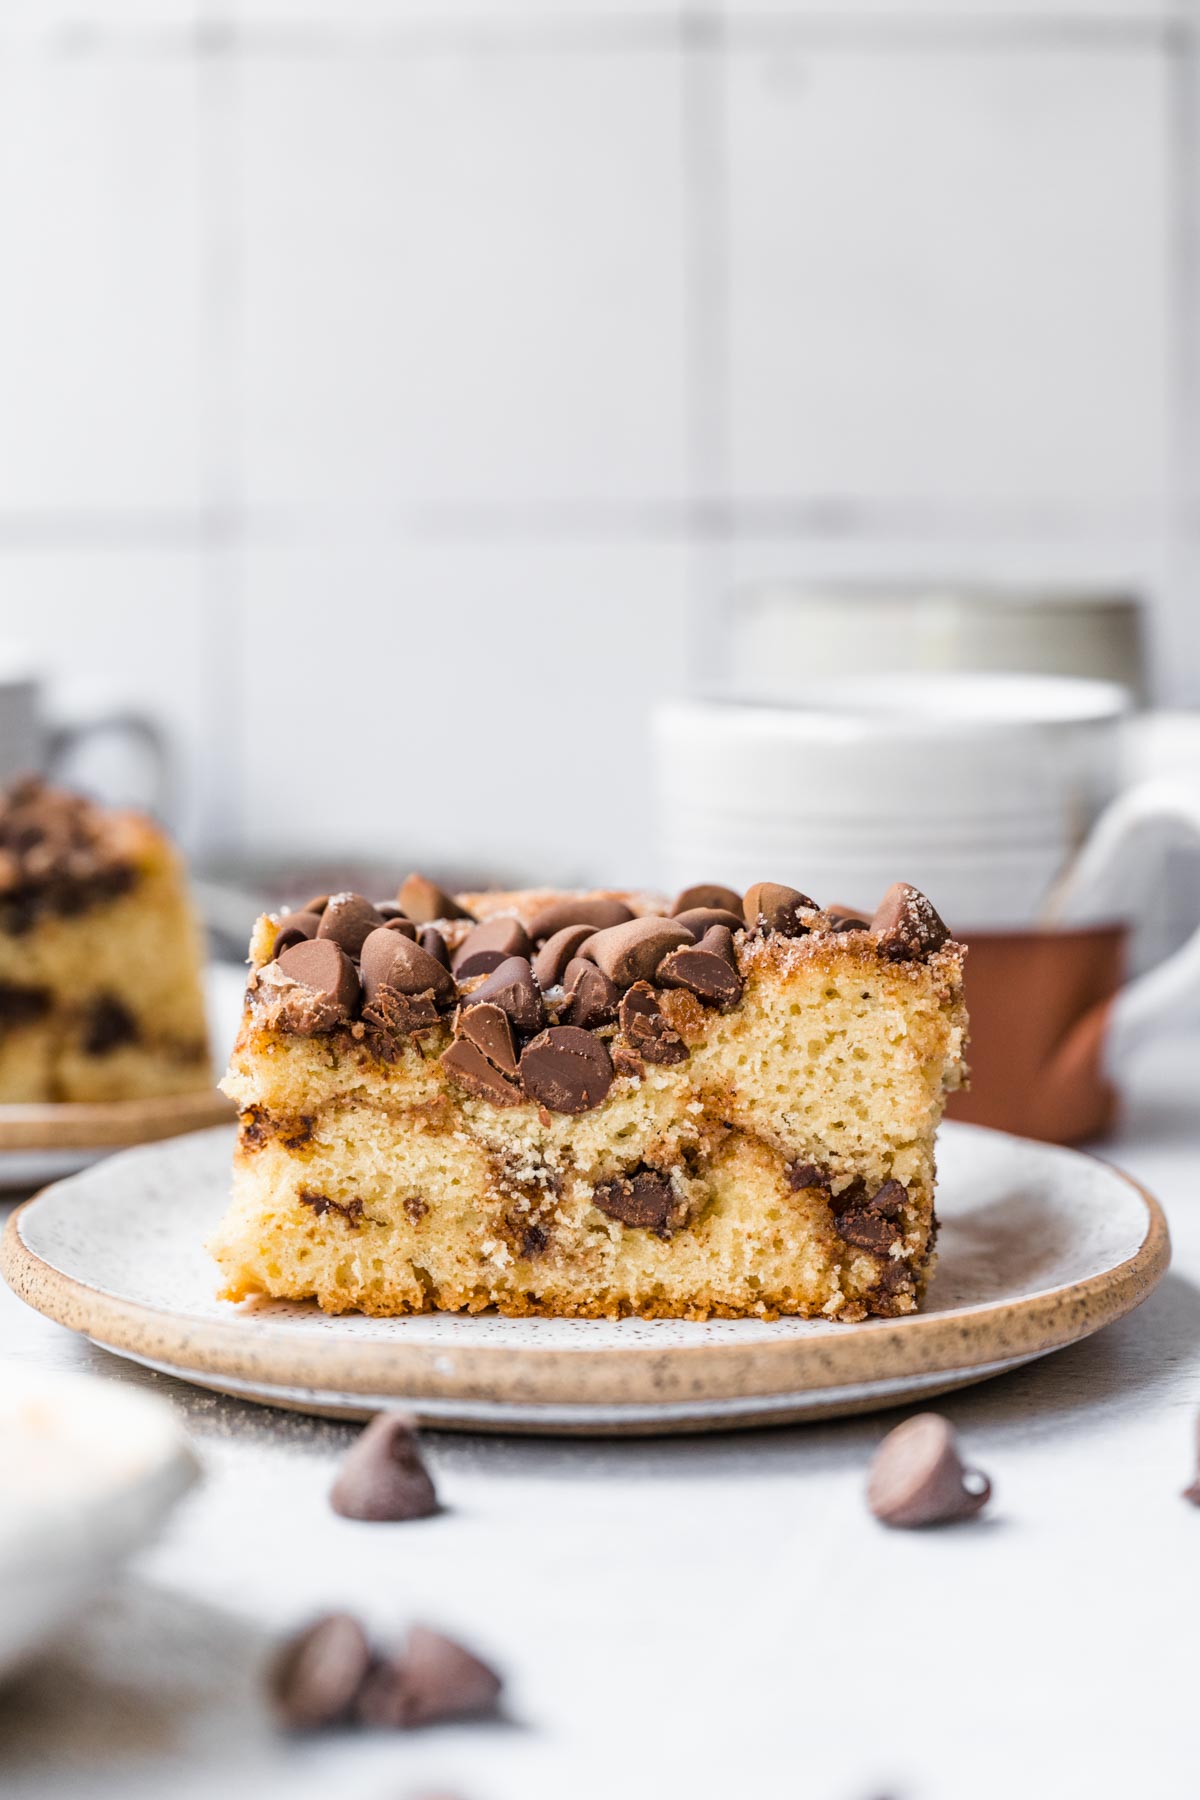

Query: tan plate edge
0,1153,1171,1412
0,1089,233,1151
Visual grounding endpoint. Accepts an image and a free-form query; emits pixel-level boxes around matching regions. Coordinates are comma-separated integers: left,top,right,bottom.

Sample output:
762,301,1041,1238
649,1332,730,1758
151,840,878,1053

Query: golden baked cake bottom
210,878,966,1322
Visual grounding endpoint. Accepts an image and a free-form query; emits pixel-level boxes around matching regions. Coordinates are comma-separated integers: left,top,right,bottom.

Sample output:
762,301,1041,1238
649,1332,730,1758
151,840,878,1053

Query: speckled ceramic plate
1,1121,1168,1435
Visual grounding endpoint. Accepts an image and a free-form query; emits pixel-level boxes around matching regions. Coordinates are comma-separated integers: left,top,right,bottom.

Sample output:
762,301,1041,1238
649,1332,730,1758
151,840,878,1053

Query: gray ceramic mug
0,650,170,818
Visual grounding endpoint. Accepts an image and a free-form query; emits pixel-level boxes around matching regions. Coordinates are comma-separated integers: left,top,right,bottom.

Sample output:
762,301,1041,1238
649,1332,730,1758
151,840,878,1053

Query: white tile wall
239,540,691,884
725,42,1170,509
0,2,1197,877
0,42,203,511
239,44,689,510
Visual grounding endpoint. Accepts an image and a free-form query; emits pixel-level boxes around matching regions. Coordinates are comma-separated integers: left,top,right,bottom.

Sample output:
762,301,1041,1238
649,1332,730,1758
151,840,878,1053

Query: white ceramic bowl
0,1369,199,1681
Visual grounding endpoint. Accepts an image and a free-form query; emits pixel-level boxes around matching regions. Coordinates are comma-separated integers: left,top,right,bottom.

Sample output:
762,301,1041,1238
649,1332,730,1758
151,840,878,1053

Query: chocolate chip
270,1613,373,1729
360,927,456,1007
329,1412,439,1522
786,1160,831,1195
671,882,743,917
355,1627,502,1730
362,988,440,1040
871,882,950,962
742,882,816,936
593,1168,676,1231
418,925,450,968
830,913,870,932
317,892,386,959
617,981,688,1065
560,957,620,1029
657,925,743,1007
532,924,596,988
396,873,473,925
455,1001,518,1074
582,916,695,987
378,914,417,940
81,994,139,1055
526,895,634,942
273,910,322,956
672,906,746,939
302,894,331,915
375,901,405,920
867,1414,992,1528
831,1176,907,1252
520,1026,613,1113
273,939,361,1025
452,916,532,979
440,1038,523,1106
461,956,546,1034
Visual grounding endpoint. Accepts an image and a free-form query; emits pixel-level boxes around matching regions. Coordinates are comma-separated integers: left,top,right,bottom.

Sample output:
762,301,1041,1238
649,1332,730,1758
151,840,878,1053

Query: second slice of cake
211,877,966,1321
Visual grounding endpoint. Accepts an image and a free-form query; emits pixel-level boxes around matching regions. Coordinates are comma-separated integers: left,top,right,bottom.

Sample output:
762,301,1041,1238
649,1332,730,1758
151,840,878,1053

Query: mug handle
45,711,173,824
1043,776,1200,1064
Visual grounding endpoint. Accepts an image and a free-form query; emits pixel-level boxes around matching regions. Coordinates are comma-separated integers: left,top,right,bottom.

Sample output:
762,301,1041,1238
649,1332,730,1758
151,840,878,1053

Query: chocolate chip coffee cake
0,777,210,1103
211,876,966,1321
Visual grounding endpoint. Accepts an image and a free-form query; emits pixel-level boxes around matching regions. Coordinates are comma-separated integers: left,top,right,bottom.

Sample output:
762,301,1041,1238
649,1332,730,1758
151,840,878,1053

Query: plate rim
0,1122,1171,1415
0,1088,233,1151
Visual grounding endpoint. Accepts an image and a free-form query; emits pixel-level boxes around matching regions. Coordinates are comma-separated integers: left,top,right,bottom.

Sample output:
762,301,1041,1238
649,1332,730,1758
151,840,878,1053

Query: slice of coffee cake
211,876,966,1321
0,777,210,1103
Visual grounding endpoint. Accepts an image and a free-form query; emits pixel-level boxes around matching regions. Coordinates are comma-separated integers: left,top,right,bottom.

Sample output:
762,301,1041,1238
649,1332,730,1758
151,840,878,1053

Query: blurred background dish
0,1368,198,1681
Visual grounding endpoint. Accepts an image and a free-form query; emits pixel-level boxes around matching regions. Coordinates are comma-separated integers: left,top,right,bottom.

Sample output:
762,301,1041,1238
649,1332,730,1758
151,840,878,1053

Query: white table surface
2,1033,1198,1800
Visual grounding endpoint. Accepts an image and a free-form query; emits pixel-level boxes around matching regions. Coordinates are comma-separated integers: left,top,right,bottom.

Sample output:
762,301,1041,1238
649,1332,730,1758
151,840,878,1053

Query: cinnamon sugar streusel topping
245,875,953,1119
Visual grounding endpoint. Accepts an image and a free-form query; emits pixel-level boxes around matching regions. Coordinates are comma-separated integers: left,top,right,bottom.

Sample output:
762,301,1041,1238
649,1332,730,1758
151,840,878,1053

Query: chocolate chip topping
355,1627,502,1730
329,1412,439,1522
519,1025,613,1113
270,938,361,1029
560,957,620,1029
302,894,331,915
360,926,456,1007
671,882,743,917
672,905,746,939
273,910,322,956
617,981,688,1065
0,776,139,933
526,895,634,942
316,892,386,959
455,1001,518,1074
593,1167,676,1231
657,925,743,1007
396,872,473,924
830,913,870,932
418,924,450,967
462,955,546,1034
582,916,695,987
867,1413,992,1528
871,881,950,962
440,1038,523,1106
532,923,596,989
742,882,816,936
452,915,532,978
378,914,417,940
270,1613,373,1729
831,1176,907,1252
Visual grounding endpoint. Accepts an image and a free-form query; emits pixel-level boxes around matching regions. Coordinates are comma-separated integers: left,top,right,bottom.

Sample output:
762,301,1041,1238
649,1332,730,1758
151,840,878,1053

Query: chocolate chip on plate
582,916,695,987
867,1413,992,1528
396,873,474,925
671,882,743,917
657,925,743,1007
871,882,951,962
461,955,546,1034
274,939,361,1020
532,923,596,989
452,916,533,979
359,927,456,1007
526,895,634,942
316,892,386,959
520,1025,613,1113
330,1412,439,1522
272,910,322,957
270,1612,373,1729
742,882,816,937
560,957,620,1029
355,1627,503,1730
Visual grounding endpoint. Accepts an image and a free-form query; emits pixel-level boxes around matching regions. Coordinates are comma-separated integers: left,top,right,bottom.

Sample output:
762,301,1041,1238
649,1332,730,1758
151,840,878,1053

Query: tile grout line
1164,15,1200,701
